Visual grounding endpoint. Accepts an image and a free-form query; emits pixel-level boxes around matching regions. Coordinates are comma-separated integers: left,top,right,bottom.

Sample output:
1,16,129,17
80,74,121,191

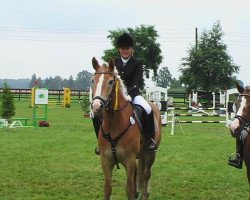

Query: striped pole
168,107,226,111
175,120,226,123
167,107,227,135
168,114,226,117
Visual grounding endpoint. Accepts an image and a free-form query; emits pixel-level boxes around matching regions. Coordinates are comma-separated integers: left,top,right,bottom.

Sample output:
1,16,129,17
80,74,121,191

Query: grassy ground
0,100,249,199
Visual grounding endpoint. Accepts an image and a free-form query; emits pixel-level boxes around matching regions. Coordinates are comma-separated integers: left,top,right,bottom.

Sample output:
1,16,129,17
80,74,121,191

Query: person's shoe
228,153,243,169
95,144,100,155
146,138,157,152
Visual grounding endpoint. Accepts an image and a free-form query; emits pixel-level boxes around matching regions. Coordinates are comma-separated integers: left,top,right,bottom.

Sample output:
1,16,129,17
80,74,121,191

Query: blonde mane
114,67,132,102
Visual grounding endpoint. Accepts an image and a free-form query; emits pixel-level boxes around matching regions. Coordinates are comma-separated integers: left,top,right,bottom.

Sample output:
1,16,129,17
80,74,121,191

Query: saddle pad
133,104,147,133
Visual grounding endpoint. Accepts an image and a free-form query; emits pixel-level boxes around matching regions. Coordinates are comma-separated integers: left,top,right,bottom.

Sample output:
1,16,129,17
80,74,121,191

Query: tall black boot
92,116,101,155
228,137,244,169
145,111,157,152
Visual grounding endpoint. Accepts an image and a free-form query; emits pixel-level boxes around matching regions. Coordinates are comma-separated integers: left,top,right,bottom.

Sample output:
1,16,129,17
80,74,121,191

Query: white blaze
92,74,104,112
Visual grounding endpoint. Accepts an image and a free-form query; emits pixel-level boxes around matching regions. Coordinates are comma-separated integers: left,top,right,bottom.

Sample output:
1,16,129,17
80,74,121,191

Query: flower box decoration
38,120,50,127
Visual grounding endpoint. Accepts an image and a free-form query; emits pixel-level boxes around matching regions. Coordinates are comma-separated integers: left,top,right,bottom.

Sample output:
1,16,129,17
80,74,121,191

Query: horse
91,57,162,200
229,82,250,198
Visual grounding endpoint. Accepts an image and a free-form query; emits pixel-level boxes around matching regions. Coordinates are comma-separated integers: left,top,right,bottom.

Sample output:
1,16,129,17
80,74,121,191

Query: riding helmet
116,32,134,48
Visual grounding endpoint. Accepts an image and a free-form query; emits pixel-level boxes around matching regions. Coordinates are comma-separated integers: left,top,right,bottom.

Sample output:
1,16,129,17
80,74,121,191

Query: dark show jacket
114,57,144,99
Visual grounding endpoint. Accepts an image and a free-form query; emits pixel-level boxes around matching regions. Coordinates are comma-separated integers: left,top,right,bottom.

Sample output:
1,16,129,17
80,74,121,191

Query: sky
1,0,250,86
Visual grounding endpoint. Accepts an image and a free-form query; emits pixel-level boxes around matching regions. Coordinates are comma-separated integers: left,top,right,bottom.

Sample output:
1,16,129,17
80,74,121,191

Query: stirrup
228,153,243,169
146,138,157,152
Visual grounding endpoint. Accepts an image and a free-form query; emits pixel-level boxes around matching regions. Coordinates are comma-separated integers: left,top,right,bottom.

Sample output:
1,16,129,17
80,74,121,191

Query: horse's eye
91,79,94,84
108,80,114,85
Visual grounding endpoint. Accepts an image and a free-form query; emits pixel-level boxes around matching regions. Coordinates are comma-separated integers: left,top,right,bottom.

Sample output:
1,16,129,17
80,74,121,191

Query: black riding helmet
116,32,134,48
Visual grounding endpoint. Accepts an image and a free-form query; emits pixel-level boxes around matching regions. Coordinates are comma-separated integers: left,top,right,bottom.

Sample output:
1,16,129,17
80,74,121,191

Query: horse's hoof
95,146,100,155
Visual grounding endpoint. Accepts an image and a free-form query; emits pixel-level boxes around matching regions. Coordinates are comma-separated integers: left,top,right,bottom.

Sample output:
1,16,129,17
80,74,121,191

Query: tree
29,74,37,88
179,21,239,92
29,74,42,88
75,70,92,90
67,75,74,89
1,82,15,119
102,25,163,77
170,78,184,89
51,76,63,90
152,66,173,88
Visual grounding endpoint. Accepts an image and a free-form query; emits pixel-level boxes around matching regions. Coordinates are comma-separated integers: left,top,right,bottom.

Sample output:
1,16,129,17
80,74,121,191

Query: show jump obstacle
63,87,71,108
146,86,238,135
31,87,49,127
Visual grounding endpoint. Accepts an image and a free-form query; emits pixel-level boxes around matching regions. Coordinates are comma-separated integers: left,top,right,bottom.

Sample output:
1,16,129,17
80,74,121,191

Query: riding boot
92,115,101,155
228,137,244,169
145,111,157,152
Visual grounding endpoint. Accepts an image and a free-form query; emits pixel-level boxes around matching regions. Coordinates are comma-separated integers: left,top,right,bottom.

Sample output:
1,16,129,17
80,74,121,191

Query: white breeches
132,95,152,114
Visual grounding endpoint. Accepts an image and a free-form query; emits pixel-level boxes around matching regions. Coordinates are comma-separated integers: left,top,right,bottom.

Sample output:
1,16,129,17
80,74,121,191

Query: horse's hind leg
141,153,156,200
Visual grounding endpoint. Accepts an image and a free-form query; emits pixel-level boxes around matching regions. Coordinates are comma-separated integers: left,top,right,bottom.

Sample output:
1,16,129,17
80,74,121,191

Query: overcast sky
1,0,250,86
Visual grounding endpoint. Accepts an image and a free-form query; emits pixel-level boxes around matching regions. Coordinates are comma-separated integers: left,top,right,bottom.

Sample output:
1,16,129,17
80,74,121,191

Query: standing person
92,32,156,154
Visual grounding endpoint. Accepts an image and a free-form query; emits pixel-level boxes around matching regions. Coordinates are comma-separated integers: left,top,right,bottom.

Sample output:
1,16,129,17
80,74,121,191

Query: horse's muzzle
92,99,105,115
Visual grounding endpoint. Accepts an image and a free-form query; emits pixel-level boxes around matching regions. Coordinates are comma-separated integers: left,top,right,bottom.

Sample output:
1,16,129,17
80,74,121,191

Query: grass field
0,100,249,199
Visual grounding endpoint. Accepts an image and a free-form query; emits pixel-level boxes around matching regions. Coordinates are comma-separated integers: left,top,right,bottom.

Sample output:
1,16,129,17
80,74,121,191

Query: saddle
132,104,148,134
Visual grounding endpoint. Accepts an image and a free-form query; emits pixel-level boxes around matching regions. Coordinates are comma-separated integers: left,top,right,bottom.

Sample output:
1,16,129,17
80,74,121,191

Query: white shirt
121,57,131,66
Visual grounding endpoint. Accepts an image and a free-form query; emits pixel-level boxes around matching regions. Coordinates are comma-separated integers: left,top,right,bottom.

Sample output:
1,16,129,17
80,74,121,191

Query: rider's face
118,47,134,59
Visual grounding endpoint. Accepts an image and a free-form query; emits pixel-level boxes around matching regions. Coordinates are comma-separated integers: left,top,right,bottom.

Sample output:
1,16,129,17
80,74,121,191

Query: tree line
1,21,241,92
28,70,92,91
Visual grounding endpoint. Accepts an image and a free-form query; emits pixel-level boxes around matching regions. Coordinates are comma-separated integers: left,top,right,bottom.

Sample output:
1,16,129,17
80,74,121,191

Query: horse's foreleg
101,156,114,200
125,158,137,200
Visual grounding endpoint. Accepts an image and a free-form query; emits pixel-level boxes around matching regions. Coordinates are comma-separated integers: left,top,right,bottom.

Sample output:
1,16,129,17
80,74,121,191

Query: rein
239,94,250,98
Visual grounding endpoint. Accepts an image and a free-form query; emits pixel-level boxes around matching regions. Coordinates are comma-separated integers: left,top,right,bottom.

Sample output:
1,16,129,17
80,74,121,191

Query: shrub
0,82,15,119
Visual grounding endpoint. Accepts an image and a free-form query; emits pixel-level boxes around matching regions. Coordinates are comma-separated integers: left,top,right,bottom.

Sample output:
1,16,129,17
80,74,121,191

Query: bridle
92,71,128,111
92,71,116,110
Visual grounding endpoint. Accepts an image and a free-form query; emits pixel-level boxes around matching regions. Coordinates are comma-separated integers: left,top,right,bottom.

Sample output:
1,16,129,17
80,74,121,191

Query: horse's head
91,57,116,116
230,82,250,136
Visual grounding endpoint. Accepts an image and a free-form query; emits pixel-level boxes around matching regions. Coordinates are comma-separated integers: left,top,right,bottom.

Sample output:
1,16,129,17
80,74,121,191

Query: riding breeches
132,95,152,114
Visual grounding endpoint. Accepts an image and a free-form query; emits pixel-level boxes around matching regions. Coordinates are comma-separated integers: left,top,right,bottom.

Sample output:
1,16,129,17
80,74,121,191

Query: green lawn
0,100,249,199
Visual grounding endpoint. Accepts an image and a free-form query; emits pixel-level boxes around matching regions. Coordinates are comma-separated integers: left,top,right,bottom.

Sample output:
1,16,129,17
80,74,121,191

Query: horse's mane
114,67,132,102
100,62,131,102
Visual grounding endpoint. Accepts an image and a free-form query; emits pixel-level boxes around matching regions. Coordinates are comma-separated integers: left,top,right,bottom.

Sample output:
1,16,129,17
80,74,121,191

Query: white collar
121,56,131,64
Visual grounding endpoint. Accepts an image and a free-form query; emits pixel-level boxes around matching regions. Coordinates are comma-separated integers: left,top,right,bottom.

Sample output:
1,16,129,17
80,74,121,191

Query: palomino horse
230,82,250,197
91,57,161,200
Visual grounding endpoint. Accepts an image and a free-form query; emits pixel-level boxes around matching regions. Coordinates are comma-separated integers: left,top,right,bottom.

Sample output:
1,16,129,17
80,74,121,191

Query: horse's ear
92,57,99,70
108,58,115,71
236,82,244,94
